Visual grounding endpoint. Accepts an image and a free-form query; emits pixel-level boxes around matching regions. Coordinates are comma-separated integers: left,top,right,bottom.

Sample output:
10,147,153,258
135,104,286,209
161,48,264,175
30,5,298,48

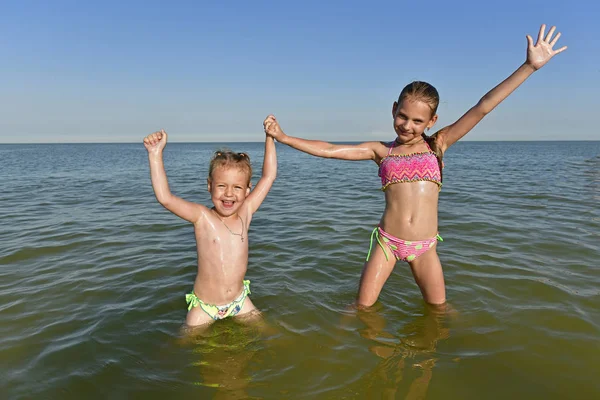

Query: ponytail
422,133,443,183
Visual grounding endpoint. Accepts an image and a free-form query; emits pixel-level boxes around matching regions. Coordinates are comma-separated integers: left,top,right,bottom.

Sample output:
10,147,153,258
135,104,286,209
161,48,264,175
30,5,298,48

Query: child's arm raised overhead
244,131,277,214
144,130,207,223
263,115,378,161
436,24,567,153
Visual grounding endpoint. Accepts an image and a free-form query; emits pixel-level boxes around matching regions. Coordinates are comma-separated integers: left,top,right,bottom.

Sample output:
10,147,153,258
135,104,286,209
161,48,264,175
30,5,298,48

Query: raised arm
263,115,378,161
144,130,207,223
437,24,567,152
245,134,277,214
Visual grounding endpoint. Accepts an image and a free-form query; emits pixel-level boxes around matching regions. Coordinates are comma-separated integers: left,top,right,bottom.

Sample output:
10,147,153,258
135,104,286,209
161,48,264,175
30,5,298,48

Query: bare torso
380,182,439,239
192,208,252,305
374,140,441,240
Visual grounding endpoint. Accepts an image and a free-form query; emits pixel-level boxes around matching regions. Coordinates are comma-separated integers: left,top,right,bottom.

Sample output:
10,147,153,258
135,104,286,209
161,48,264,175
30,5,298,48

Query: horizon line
1,139,599,145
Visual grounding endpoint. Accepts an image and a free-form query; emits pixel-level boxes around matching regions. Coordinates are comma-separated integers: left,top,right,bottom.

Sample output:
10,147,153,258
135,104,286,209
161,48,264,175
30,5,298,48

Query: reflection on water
355,303,453,399
180,312,279,400
176,305,454,400
183,322,259,399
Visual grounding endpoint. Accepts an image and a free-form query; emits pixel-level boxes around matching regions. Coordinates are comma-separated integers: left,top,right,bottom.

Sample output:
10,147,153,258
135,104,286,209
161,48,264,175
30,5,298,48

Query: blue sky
1,0,598,143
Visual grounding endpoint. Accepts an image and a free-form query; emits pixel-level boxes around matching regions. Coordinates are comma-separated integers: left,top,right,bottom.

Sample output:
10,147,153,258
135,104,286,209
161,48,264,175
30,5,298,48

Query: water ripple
1,142,599,399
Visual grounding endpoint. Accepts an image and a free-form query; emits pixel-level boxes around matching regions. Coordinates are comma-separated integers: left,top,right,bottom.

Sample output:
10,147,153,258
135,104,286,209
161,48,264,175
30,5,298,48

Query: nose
401,120,412,131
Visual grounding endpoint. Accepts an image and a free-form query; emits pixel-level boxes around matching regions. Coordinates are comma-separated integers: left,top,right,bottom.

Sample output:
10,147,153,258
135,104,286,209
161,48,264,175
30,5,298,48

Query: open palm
526,24,567,70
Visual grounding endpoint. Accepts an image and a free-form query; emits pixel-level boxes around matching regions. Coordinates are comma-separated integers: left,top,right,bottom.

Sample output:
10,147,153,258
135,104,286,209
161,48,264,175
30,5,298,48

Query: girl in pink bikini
264,24,567,307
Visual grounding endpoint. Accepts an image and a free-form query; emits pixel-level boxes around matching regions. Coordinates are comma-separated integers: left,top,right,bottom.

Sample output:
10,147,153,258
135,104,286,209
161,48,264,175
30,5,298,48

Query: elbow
265,173,277,184
264,163,277,180
476,99,493,116
322,145,337,158
156,194,172,207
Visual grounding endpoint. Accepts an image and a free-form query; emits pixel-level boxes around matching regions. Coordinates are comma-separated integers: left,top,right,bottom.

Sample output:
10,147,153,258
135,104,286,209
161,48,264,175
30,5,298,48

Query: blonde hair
208,150,252,186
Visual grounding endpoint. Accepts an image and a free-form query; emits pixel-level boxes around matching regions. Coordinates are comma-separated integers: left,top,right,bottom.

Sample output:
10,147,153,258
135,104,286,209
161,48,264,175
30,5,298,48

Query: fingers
533,24,566,53
526,34,533,48
263,115,279,136
263,114,276,126
264,120,276,134
545,25,556,42
554,45,568,55
160,129,168,142
549,31,561,47
536,24,545,45
537,24,566,54
143,130,166,146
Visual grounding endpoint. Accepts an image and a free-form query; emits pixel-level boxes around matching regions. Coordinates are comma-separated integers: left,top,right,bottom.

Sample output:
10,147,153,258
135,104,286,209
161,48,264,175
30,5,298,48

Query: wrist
148,152,163,161
523,61,537,73
279,133,289,144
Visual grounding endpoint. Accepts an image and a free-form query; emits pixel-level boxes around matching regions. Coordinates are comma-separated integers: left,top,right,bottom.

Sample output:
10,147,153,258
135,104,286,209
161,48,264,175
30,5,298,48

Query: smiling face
392,98,438,143
207,166,251,217
392,81,440,144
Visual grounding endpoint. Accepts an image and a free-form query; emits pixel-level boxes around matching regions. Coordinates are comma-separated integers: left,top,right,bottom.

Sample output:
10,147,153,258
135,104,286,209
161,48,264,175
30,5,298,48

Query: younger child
143,129,277,326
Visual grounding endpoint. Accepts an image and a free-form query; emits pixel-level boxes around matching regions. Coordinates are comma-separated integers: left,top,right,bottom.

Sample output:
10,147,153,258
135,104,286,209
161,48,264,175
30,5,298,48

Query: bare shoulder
191,204,213,227
372,140,392,163
349,140,389,162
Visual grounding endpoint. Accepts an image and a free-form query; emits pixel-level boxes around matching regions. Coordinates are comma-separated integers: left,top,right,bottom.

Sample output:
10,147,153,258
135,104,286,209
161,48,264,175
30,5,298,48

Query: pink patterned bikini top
378,140,442,191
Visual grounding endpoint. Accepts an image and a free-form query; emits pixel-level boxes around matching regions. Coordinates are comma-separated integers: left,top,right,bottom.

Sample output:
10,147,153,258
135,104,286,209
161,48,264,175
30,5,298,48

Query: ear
392,101,398,118
427,114,438,130
207,178,212,192
245,185,251,197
